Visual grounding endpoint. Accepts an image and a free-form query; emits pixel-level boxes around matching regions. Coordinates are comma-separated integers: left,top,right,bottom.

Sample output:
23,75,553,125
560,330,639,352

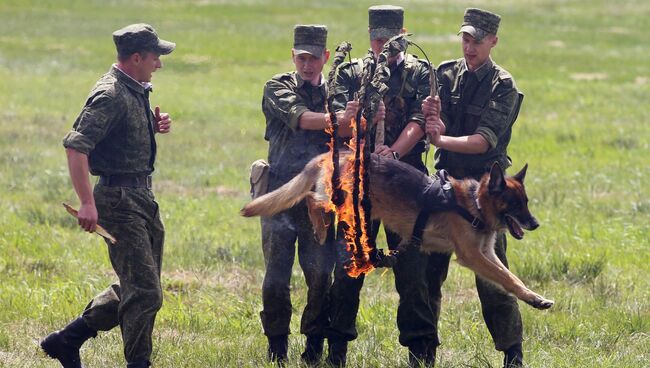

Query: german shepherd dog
241,152,554,310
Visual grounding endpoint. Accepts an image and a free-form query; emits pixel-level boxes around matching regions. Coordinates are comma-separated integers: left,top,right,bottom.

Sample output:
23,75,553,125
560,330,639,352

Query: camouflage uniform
259,25,335,352
430,9,526,361
62,64,165,364
326,40,435,352
54,24,174,367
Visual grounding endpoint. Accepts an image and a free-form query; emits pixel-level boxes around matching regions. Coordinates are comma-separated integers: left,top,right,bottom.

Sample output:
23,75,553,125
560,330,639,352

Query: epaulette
266,72,296,88
271,71,294,82
88,77,117,102
338,58,363,70
405,53,430,68
333,58,365,81
496,67,513,81
436,59,459,72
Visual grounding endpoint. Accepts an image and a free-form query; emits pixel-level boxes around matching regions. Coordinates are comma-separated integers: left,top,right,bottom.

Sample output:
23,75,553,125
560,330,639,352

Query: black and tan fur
241,152,554,310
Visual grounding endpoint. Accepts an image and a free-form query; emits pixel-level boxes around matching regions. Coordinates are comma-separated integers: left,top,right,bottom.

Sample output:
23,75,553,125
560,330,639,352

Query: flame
324,117,375,277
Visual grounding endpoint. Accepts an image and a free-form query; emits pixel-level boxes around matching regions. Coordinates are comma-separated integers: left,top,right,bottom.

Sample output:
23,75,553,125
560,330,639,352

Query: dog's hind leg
455,240,554,310
305,192,331,245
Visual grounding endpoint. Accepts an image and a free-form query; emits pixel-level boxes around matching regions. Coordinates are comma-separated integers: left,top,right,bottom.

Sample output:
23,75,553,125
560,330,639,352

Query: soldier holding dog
325,5,436,367
41,24,175,368
423,8,527,367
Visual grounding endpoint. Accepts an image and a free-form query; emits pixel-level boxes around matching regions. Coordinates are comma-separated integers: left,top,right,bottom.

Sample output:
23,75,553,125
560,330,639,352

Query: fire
323,117,375,277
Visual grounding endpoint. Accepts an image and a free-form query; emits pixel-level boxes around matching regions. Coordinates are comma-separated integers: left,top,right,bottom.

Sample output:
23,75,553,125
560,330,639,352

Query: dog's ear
513,163,528,183
488,162,506,194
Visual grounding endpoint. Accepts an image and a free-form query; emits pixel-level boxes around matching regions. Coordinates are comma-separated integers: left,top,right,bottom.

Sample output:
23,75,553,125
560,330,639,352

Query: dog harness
372,170,485,268
410,170,485,245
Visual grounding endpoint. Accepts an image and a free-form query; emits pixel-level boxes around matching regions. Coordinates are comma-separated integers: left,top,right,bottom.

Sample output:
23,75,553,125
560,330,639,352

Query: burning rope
348,35,410,276
324,35,411,277
326,42,353,212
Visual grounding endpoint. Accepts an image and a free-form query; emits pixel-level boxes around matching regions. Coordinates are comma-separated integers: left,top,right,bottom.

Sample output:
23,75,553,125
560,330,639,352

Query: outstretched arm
65,148,98,233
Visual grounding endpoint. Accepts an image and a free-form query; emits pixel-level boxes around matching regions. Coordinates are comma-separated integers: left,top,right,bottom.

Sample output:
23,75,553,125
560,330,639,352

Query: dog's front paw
526,296,554,310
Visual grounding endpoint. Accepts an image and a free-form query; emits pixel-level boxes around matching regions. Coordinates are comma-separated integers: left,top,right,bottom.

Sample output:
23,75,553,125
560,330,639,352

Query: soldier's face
461,33,497,71
371,37,389,57
292,50,330,86
134,52,162,82
369,28,406,61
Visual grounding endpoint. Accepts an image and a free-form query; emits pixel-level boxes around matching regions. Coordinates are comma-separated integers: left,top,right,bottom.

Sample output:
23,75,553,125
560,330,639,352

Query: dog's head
485,163,539,239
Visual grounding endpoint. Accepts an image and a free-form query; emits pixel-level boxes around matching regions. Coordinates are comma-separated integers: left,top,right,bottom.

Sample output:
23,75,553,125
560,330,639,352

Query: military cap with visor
368,5,404,40
458,8,501,42
293,25,328,57
113,23,176,56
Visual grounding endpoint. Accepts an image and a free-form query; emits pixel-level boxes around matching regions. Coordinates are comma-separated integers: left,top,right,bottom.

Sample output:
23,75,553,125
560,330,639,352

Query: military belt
99,174,152,189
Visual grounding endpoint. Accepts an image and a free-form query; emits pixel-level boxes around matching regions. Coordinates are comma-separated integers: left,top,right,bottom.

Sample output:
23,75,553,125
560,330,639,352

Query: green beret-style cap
368,5,404,40
113,23,175,56
458,8,501,42
293,24,328,57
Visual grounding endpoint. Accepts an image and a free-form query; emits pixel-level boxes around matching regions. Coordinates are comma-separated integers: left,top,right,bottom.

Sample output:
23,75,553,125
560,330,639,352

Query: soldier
423,8,527,368
325,5,434,367
259,25,356,365
40,24,174,368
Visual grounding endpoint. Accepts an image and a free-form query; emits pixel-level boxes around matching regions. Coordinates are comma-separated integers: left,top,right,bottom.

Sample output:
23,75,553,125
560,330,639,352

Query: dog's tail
240,154,325,217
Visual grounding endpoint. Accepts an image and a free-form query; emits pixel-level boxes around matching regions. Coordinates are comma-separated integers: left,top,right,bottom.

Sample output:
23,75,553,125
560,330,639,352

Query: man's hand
77,202,98,233
423,96,446,145
374,144,395,158
372,100,386,124
154,106,172,134
342,100,360,124
422,95,440,119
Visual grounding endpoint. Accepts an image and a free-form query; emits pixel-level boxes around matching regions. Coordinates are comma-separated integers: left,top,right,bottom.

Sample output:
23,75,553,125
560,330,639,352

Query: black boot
126,361,151,368
326,339,348,367
301,335,324,365
40,317,97,368
267,334,288,365
408,339,436,368
503,343,524,367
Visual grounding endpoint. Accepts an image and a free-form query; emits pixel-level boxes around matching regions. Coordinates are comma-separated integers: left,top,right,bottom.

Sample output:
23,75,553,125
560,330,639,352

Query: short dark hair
117,49,153,62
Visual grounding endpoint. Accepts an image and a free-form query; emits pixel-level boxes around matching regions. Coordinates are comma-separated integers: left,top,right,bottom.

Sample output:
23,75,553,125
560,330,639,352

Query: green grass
1,0,649,367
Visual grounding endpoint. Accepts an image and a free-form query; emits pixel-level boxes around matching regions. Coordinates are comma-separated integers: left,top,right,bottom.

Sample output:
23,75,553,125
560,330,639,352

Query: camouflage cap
293,25,328,57
113,23,176,56
458,8,501,42
368,5,404,40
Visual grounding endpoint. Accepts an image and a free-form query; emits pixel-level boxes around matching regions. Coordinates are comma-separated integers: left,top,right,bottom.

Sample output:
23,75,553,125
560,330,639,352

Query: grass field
1,0,649,367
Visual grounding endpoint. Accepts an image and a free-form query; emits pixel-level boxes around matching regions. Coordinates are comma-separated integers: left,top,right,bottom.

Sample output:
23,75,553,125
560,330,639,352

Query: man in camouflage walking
259,25,357,365
423,8,527,367
325,5,434,367
40,23,175,368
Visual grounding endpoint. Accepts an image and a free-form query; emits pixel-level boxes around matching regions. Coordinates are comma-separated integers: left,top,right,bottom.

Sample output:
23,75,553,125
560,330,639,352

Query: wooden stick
62,203,117,244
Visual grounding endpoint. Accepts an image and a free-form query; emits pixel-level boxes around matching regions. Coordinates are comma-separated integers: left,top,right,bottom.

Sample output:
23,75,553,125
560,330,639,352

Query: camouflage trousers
326,230,522,350
326,156,434,344
81,184,165,363
260,201,335,339
324,223,449,346
425,233,523,351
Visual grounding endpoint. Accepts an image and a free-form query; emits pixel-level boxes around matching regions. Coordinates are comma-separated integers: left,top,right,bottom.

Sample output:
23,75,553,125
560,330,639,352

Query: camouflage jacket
435,57,523,178
262,71,330,185
63,65,157,177
331,52,430,158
